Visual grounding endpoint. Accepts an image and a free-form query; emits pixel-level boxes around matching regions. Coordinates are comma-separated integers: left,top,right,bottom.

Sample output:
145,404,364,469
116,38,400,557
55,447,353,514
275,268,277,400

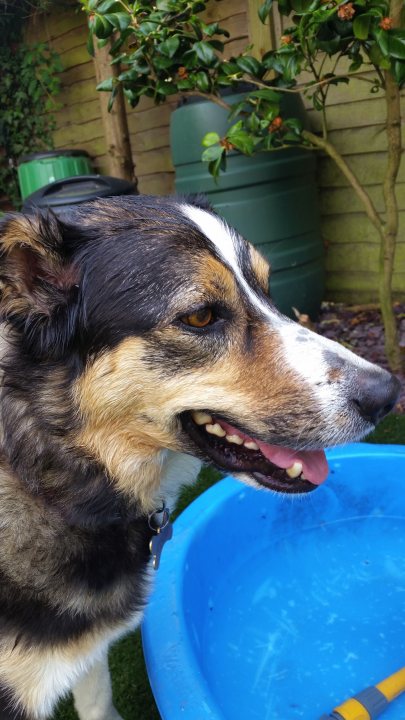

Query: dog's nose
352,369,401,424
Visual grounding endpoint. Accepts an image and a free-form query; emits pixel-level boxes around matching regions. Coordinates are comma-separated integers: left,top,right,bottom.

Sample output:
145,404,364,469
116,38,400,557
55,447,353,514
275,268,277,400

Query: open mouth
181,411,329,494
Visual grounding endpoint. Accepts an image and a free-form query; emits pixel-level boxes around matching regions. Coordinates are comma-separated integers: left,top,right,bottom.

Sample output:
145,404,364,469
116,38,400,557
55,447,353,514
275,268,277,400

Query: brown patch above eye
181,307,213,328
249,245,270,293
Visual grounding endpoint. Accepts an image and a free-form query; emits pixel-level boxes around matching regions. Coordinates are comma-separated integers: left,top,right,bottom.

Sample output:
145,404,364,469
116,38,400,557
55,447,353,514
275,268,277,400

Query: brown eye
181,307,214,328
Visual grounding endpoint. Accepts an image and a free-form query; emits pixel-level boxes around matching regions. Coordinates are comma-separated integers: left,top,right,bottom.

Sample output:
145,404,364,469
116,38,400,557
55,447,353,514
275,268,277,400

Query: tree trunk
380,0,404,373
92,41,136,186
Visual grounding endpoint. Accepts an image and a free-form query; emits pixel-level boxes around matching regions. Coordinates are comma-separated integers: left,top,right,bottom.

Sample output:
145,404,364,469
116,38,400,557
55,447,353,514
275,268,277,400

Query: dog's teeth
244,441,259,451
192,411,213,426
286,462,303,479
225,434,244,445
206,423,226,437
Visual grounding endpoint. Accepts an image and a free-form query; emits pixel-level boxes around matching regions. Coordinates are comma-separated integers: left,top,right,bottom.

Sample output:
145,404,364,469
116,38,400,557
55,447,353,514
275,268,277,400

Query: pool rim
141,442,405,720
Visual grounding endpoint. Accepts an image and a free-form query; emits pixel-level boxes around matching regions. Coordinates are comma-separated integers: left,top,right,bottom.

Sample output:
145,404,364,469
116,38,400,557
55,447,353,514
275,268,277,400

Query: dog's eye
180,307,214,328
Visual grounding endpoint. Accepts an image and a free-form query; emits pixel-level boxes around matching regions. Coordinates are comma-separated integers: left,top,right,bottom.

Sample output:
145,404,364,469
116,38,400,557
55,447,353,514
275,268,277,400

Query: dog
0,195,399,720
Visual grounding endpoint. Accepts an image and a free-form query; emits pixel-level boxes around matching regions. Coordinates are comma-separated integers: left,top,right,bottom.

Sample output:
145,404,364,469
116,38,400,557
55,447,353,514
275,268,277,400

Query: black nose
352,370,401,424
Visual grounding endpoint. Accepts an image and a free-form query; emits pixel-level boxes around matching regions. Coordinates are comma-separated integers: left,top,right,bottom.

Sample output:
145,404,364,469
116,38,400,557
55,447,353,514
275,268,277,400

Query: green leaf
158,36,180,58
202,132,221,147
177,77,194,89
123,87,140,107
96,77,114,91
156,0,174,9
290,0,315,14
375,28,388,55
209,39,224,53
226,120,244,138
392,59,405,86
156,0,173,9
107,84,118,111
86,30,95,57
104,12,131,32
138,21,159,36
209,151,227,179
193,40,216,65
353,14,371,40
236,55,262,76
91,14,114,39
248,88,281,102
315,26,341,54
225,130,255,155
192,2,207,12
202,144,224,162
283,131,301,143
153,55,173,70
131,58,150,74
201,22,219,37
246,112,260,132
95,0,120,12
156,79,177,96
227,100,246,122
349,57,363,72
195,70,210,92
368,41,391,68
386,30,405,61
283,117,302,134
109,36,125,55
258,0,273,24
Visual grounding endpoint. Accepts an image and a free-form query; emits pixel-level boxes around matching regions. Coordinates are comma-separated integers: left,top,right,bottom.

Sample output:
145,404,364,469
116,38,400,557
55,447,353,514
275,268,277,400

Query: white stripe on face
182,204,282,326
181,203,379,396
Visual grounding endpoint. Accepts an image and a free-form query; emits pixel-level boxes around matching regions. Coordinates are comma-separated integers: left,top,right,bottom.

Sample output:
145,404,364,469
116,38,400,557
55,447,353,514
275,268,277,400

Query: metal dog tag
149,521,173,570
148,505,173,571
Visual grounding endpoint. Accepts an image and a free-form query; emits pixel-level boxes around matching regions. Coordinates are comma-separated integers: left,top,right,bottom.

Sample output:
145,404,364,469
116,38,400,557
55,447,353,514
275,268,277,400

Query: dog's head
0,196,400,509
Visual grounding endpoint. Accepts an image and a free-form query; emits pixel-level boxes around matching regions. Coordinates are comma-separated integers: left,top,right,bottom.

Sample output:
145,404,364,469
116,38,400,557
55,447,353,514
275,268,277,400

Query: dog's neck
0,329,143,529
0,327,201,529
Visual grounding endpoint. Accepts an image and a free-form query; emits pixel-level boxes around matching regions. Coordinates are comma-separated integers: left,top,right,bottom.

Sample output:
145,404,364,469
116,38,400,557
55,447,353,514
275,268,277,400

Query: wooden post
246,0,275,59
92,41,136,186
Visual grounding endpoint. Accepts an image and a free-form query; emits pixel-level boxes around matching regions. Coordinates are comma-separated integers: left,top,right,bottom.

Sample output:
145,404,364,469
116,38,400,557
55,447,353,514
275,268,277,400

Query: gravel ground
314,301,405,413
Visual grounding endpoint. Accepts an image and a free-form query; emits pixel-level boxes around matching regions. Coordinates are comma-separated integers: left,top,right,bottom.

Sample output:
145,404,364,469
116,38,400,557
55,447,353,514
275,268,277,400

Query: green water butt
171,94,324,319
17,150,93,200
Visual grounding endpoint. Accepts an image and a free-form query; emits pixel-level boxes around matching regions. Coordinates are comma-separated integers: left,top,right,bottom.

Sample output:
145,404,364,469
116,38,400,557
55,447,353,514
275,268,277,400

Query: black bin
22,175,137,219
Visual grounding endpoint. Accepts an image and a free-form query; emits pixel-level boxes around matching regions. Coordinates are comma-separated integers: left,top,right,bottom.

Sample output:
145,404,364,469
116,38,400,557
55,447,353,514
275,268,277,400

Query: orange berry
177,66,188,78
337,2,355,20
379,16,393,30
280,34,294,45
219,138,234,151
269,116,283,133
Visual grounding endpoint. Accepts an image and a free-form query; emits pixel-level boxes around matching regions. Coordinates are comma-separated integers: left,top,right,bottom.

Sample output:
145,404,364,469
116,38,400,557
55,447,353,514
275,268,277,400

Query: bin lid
19,150,91,164
22,175,136,211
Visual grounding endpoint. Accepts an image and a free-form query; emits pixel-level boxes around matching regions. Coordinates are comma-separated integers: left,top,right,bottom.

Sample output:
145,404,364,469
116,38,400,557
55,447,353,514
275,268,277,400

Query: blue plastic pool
142,444,405,720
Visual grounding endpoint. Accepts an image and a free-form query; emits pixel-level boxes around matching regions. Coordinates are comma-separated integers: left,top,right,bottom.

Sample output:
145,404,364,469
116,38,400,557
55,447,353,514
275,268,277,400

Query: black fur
0,195,249,656
0,685,30,720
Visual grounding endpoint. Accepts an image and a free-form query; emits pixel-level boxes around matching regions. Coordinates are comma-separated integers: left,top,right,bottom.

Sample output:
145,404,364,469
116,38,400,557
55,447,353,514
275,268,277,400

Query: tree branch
301,129,384,238
182,91,232,111
378,0,404,371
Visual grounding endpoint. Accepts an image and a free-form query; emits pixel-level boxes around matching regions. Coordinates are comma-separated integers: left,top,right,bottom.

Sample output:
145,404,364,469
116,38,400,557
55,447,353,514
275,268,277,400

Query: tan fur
0,216,52,257
0,215,79,323
195,255,240,303
249,245,270,292
0,614,141,719
74,311,311,512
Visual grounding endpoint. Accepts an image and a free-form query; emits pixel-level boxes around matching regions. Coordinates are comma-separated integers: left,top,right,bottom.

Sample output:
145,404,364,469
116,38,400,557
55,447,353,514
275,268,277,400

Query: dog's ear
0,212,80,358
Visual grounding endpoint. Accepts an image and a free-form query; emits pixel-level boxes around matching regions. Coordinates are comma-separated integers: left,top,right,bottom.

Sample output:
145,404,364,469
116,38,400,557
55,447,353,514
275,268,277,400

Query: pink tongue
255,441,328,486
218,420,328,486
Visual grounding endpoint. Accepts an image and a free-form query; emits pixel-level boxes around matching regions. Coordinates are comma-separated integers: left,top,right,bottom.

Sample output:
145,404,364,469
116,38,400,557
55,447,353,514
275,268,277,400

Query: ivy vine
0,4,62,208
